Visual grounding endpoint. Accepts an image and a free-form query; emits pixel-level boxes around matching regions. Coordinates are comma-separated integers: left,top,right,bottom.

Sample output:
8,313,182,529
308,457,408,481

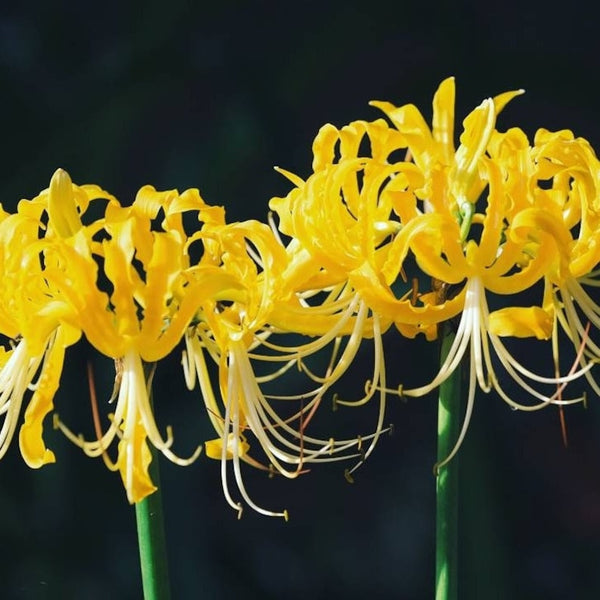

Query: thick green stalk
435,322,461,600
135,449,171,600
135,367,171,600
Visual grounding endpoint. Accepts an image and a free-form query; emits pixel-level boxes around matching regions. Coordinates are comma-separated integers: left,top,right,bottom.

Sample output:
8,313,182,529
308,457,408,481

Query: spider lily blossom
378,196,587,466
272,79,594,471
521,129,600,394
376,87,594,465
47,181,233,503
183,216,389,518
269,120,428,436
0,170,102,468
0,227,78,468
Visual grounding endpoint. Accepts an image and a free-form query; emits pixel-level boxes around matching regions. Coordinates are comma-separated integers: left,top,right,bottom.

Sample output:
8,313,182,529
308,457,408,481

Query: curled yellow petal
116,420,158,504
488,306,553,340
48,168,82,238
18,332,69,468
450,98,495,203
205,433,250,460
432,76,456,165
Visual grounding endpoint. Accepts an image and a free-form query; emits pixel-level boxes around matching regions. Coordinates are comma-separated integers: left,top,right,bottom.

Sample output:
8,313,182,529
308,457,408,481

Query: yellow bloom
0,170,86,468
270,79,596,472
269,119,425,459
263,81,533,477
493,127,600,395
183,218,387,518
48,181,230,503
379,152,586,466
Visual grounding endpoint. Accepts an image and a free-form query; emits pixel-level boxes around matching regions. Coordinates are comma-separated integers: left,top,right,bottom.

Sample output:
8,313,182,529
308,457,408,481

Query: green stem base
435,323,461,600
135,474,171,600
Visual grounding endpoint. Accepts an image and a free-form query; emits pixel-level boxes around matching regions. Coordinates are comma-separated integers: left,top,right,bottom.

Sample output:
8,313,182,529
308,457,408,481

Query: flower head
183,215,388,518
48,180,227,502
271,78,593,469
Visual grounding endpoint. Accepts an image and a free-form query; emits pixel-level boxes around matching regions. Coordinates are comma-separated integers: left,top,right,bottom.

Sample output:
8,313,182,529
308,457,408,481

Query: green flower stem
135,367,171,600
135,449,171,600
435,322,461,600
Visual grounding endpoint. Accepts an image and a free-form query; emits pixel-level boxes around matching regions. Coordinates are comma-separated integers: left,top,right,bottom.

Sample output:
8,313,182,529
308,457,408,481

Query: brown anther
411,278,419,306
431,277,451,305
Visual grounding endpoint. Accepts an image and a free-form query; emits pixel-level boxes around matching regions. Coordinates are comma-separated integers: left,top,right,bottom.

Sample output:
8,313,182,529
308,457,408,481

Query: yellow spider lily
377,138,589,466
0,170,112,469
272,79,594,471
47,179,233,503
263,81,530,477
183,217,388,518
517,129,600,394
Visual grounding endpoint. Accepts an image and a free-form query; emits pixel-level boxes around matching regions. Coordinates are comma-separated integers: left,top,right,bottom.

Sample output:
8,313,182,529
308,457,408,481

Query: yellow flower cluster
0,167,383,518
271,77,596,467
0,78,598,516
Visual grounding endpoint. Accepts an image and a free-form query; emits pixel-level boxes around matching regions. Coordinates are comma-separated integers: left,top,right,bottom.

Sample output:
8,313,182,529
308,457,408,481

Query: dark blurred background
2,1,600,598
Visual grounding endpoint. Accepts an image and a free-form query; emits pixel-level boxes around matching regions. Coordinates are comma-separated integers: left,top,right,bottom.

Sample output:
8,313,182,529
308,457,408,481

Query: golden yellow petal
116,419,158,504
488,306,553,340
432,76,456,165
48,168,82,238
19,333,67,468
205,434,249,460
